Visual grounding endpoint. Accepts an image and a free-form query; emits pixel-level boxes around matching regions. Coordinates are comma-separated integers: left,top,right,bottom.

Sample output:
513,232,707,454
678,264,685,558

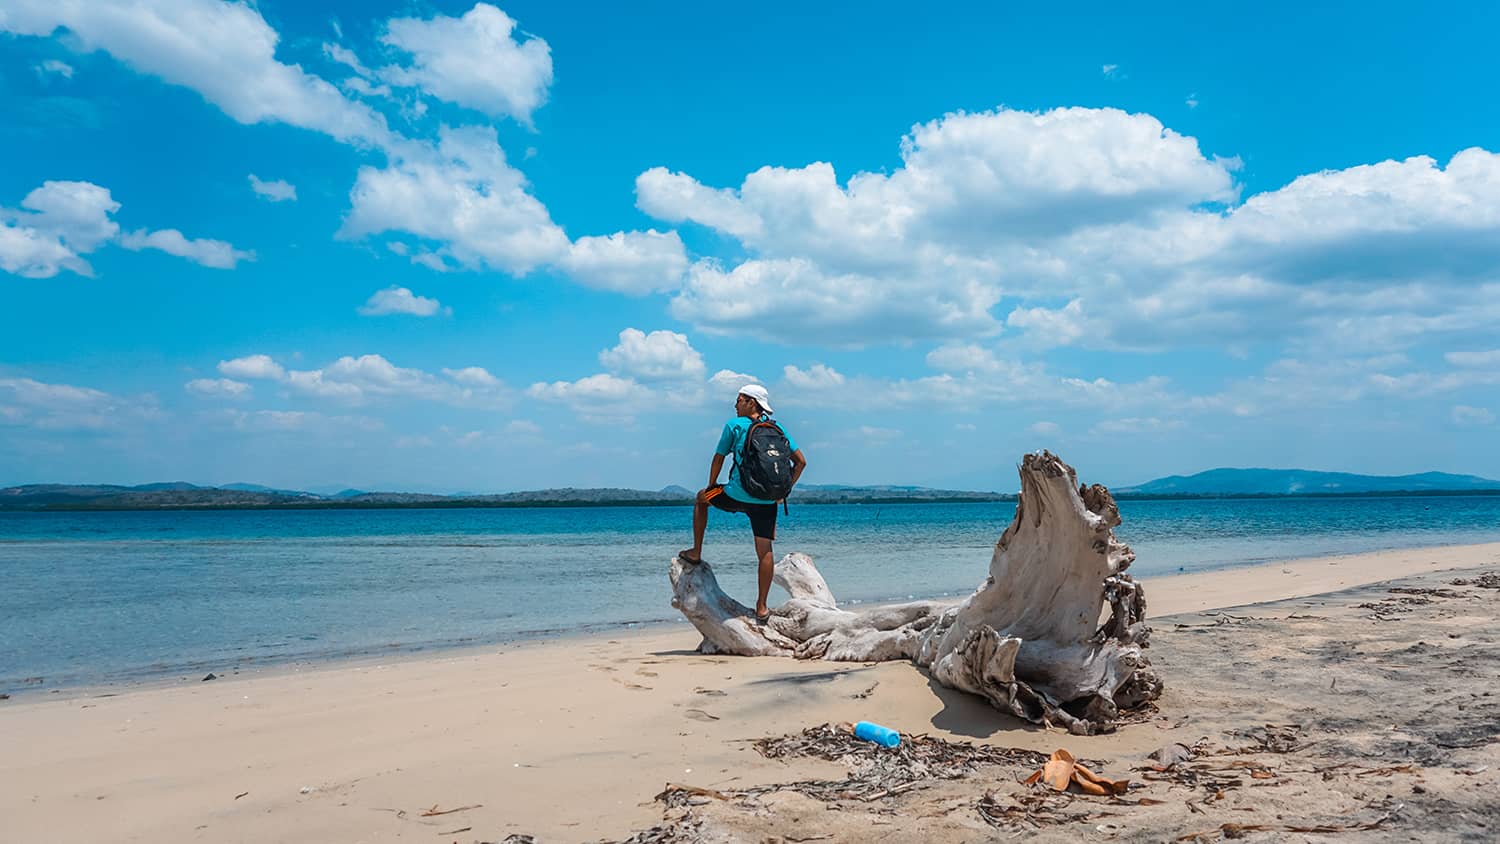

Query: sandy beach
3,541,1498,842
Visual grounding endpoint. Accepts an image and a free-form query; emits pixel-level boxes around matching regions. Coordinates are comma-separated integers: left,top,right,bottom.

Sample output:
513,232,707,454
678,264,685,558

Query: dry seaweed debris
976,790,1092,829
1213,724,1304,754
599,814,704,844
1450,572,1500,589
656,724,1060,807
1388,586,1467,599
754,723,1051,785
1358,585,1472,619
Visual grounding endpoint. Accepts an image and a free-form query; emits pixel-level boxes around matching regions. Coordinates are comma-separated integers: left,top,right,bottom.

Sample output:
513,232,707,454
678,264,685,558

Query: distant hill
0,483,309,508
220,482,320,497
1118,468,1500,497
0,481,1007,510
8,469,1493,510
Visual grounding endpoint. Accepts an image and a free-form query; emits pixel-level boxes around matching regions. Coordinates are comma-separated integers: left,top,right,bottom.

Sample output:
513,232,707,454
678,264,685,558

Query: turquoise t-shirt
716,416,799,504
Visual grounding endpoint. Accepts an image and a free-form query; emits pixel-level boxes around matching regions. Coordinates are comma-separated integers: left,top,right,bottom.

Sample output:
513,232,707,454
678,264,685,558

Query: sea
3,495,1499,692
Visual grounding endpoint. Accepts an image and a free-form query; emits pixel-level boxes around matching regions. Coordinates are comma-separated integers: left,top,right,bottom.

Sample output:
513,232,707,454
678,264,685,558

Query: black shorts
703,484,778,540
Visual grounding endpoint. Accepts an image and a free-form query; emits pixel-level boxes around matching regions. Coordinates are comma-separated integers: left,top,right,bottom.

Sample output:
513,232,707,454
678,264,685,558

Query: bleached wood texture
668,451,1161,733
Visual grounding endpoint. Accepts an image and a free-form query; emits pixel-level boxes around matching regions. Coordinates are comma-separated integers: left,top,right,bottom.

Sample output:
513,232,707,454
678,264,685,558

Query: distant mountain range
1115,468,1500,497
0,481,1008,510
2,468,1497,510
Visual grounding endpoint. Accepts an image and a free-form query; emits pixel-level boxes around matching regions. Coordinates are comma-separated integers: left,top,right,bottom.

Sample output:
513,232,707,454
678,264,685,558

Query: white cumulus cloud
634,105,1500,357
527,373,642,421
708,369,759,397
598,329,705,382
0,0,390,147
925,344,1000,373
216,353,506,407
2,180,249,277
117,228,253,269
642,107,1234,343
342,126,683,291
0,375,159,430
341,125,569,275
442,366,500,387
358,285,448,317
557,230,688,295
378,3,552,125
248,175,297,202
783,364,845,389
185,378,251,399
0,180,119,276
218,354,286,381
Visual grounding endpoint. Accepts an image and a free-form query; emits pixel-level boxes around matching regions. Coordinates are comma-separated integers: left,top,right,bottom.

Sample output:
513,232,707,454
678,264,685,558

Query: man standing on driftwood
679,384,807,623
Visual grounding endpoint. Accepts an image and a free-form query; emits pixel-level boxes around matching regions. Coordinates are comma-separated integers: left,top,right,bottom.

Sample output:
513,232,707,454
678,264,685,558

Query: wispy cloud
248,174,297,202
185,378,251,399
36,59,73,79
217,353,507,407
358,286,449,317
1452,405,1495,426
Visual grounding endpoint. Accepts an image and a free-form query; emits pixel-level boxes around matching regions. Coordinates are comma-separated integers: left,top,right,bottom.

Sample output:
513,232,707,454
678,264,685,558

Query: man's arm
789,448,807,489
697,453,727,503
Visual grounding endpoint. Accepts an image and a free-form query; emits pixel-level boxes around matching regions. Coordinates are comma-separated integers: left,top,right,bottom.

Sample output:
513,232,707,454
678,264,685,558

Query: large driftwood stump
668,451,1161,734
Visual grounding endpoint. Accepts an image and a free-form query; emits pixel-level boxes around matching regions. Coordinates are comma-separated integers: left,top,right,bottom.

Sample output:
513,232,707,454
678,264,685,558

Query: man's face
734,394,753,417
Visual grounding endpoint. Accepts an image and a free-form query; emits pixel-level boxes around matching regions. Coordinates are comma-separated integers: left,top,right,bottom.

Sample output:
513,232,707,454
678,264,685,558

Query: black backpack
737,418,795,501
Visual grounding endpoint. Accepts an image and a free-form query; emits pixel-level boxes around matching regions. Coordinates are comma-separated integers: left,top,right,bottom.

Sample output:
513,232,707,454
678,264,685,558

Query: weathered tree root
668,451,1162,733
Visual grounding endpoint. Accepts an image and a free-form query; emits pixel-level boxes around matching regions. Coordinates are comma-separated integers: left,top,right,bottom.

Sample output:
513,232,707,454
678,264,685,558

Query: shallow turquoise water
2,496,1498,690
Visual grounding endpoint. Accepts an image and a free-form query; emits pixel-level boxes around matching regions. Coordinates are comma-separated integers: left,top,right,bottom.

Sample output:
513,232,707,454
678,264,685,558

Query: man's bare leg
754,536,774,617
678,494,710,562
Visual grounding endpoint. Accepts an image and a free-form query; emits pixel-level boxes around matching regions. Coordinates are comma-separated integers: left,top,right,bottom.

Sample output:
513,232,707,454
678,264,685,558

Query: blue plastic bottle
853,720,901,748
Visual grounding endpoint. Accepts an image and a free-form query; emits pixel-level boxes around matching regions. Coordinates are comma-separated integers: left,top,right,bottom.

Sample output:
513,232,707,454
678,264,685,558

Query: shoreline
8,539,1500,702
2,540,1497,842
6,538,1498,701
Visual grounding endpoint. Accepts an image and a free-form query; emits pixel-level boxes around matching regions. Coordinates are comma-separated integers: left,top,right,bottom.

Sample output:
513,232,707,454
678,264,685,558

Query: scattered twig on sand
860,780,925,802
438,826,471,835
418,803,481,817
233,791,249,800
654,783,730,807
1174,806,1401,841
1353,764,1418,777
1213,724,1305,754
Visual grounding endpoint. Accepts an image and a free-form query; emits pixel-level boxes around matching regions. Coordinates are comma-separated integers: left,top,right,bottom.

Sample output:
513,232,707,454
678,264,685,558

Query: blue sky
2,0,1499,493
